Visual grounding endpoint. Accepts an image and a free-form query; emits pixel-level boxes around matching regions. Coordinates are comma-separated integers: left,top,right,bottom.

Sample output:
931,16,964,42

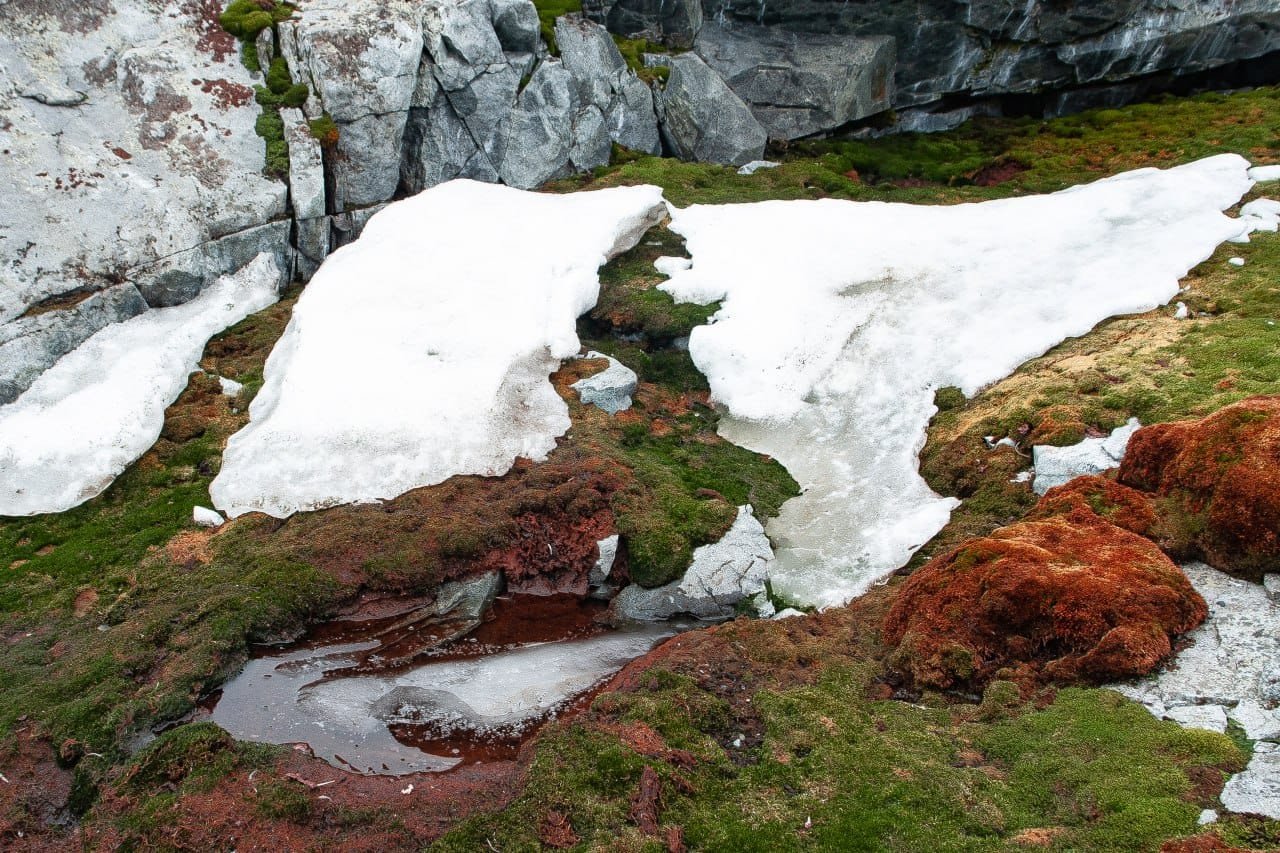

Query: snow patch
1032,418,1140,496
737,160,780,175
1249,165,1280,182
211,181,665,518
660,155,1256,608
654,256,693,277
193,506,225,528
0,254,281,516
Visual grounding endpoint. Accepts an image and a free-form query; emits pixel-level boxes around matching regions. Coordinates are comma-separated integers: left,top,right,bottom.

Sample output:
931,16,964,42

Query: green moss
611,35,671,84
933,386,966,412
241,40,261,73
255,108,289,177
308,113,339,147
219,0,295,41
265,56,291,95
531,0,582,54
253,779,313,822
434,667,1242,852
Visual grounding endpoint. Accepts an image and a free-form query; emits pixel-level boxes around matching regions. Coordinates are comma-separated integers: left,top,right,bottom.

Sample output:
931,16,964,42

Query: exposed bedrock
694,23,895,142
693,0,1280,112
0,0,291,400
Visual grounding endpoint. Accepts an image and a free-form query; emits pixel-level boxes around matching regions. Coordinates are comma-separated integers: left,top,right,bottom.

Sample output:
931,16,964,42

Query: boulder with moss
884,496,1206,691
1117,396,1280,582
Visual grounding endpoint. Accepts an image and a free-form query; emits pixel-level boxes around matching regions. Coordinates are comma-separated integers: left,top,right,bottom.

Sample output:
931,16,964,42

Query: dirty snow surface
661,154,1261,608
0,255,281,516
211,181,665,517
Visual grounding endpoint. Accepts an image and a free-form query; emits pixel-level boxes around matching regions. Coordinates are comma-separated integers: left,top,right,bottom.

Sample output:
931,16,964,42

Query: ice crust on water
211,181,665,518
660,154,1259,608
0,255,281,516
213,624,675,775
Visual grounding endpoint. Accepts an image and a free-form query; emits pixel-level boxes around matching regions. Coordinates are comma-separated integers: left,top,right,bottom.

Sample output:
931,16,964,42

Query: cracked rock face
612,505,774,621
695,23,894,141
0,0,288,397
697,0,1280,111
657,53,766,166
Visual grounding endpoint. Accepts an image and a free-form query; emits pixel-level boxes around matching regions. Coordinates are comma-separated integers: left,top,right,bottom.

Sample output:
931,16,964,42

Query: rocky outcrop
572,351,638,414
612,505,774,621
1118,396,1280,582
884,495,1206,691
698,0,1280,113
606,0,701,49
0,0,290,395
694,23,894,141
656,53,766,166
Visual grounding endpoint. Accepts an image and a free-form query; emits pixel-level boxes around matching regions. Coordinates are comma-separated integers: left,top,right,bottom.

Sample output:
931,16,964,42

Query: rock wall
697,0,1280,113
0,0,290,403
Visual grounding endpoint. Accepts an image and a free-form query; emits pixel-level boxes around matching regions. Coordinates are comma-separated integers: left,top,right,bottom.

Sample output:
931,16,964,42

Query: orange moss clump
1118,395,1280,581
1029,475,1159,538
883,499,1206,691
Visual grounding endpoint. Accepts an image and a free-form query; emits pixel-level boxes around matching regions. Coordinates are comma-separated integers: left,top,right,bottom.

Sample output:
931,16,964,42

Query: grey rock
402,87,483,193
0,0,286,334
572,351,639,414
608,74,661,155
1221,741,1280,819
695,23,894,140
1032,417,1140,496
489,0,543,53
557,17,661,155
134,221,292,308
737,160,779,175
284,0,423,210
0,285,148,405
330,204,389,251
493,60,576,189
281,109,325,221
1115,562,1280,734
1230,700,1280,742
294,217,331,282
254,27,276,72
436,570,503,621
1265,574,1280,603
422,0,506,92
1163,704,1229,734
607,0,702,49
569,105,612,171
657,53,765,166
612,505,774,621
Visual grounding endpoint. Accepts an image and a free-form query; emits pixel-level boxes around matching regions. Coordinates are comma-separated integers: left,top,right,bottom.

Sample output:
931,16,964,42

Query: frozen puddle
661,154,1265,607
210,595,676,775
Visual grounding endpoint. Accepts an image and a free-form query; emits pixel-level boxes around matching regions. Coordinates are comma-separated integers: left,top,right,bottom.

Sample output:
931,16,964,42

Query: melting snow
211,181,665,518
0,254,281,516
660,154,1260,607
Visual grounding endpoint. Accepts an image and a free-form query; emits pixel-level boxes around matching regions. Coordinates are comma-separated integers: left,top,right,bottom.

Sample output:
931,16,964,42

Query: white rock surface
1229,257,1246,267
660,155,1257,608
218,376,245,398
572,351,638,414
1221,742,1280,819
0,1,287,325
1197,809,1218,826
212,181,665,518
193,506,226,528
1115,563,1280,723
1163,704,1228,733
1265,574,1280,603
0,255,281,516
612,505,774,621
1032,417,1141,495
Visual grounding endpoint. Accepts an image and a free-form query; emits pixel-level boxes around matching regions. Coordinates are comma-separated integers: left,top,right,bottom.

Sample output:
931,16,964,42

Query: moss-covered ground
2,86,1279,849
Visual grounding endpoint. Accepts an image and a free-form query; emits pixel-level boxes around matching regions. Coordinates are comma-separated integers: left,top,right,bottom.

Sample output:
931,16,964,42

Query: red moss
883,499,1206,691
1030,475,1159,538
1117,395,1280,581
628,765,663,835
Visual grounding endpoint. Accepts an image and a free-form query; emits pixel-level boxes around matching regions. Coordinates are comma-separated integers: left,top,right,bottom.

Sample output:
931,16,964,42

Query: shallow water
208,595,677,775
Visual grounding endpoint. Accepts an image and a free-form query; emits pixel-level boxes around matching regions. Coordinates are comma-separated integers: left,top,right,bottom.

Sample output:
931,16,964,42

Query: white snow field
660,153,1263,608
211,181,666,518
0,255,281,516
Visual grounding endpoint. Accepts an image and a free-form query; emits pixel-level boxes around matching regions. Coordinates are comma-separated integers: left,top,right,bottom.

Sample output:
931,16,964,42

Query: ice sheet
0,254,281,516
661,154,1258,608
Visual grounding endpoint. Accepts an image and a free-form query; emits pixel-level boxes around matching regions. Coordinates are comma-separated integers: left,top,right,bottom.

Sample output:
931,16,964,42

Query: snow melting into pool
0,254,281,516
211,624,675,775
661,153,1261,609
210,181,665,518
